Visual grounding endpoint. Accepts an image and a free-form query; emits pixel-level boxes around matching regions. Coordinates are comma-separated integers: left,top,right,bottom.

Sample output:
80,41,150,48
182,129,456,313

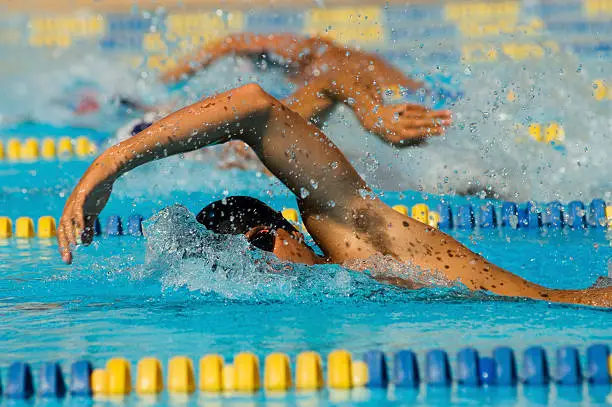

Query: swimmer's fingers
57,216,75,264
65,216,79,248
73,207,86,234
400,107,452,120
392,125,445,142
401,117,451,130
397,104,427,114
429,109,453,119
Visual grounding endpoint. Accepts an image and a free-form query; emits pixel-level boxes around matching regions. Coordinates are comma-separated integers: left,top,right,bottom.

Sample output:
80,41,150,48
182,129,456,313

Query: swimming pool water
1,5,612,401
0,146,610,405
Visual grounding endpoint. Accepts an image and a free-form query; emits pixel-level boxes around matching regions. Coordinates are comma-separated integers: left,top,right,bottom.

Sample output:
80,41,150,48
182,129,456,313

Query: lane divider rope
0,137,97,161
0,198,610,240
0,345,610,399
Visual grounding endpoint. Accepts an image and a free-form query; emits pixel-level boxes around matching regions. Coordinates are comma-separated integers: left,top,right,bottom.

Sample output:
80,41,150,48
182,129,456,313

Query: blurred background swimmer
162,33,452,145
0,54,171,131
112,33,452,172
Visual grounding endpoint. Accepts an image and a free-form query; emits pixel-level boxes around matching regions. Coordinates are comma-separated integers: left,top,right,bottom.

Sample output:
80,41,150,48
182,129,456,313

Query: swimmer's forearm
162,33,300,83
448,246,609,305
287,73,383,124
161,39,239,82
322,74,385,130
93,85,270,181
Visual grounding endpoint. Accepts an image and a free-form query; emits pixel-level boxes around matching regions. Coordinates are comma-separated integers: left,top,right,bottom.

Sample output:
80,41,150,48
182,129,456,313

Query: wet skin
58,84,611,307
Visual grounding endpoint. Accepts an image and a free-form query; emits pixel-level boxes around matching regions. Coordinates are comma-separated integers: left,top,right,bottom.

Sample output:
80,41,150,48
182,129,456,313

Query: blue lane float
586,344,610,385
589,199,607,228
6,362,34,399
478,357,497,385
524,201,542,229
364,350,389,388
127,214,144,236
517,205,529,228
457,205,475,229
543,201,564,228
501,202,518,228
523,346,550,386
567,201,586,230
425,349,452,386
394,350,420,388
437,203,453,229
457,348,481,386
479,203,497,229
493,347,518,386
106,215,123,236
70,360,93,396
39,362,66,398
556,347,582,386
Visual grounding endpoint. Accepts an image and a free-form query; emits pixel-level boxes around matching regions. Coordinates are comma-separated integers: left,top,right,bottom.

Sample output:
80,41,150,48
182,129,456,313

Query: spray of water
309,52,611,202
138,205,471,303
9,47,608,202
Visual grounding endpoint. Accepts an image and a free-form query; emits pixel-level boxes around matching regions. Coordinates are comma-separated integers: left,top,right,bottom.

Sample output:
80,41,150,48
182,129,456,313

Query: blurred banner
0,0,611,72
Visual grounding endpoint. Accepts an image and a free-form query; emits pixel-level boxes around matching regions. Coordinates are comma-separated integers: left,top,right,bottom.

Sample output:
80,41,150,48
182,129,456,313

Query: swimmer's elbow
236,83,278,111
241,83,270,100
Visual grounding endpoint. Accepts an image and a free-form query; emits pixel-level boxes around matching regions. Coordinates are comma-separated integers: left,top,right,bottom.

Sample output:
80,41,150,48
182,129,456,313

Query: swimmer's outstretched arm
58,83,610,307
58,83,365,263
283,73,451,144
161,33,304,83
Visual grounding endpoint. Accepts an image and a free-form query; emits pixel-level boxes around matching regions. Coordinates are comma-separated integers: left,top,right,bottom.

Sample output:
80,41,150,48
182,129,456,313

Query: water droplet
328,200,336,208
358,189,375,200
330,161,338,169
300,188,310,198
509,214,519,228
310,179,319,189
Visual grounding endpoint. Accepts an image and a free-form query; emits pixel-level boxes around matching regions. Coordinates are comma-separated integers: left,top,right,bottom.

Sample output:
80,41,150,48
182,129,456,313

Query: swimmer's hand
364,104,452,145
57,179,113,264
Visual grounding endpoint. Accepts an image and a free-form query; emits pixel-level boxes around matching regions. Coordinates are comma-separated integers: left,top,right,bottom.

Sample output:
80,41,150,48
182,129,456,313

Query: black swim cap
196,196,298,235
131,121,153,136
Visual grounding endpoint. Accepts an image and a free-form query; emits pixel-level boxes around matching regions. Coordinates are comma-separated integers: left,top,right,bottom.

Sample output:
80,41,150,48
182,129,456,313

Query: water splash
139,205,472,304
8,47,607,202
321,53,611,202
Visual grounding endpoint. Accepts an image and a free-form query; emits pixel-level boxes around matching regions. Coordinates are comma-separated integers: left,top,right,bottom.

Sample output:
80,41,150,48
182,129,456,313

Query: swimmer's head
131,121,153,136
113,114,159,145
196,196,321,265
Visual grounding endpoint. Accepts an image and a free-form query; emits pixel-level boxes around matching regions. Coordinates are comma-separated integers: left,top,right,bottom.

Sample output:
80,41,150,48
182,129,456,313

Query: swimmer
57,84,611,307
161,33,452,146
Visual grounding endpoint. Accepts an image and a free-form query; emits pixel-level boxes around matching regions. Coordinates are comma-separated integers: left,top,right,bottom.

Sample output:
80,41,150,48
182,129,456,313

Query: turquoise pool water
2,1,612,396
0,124,611,406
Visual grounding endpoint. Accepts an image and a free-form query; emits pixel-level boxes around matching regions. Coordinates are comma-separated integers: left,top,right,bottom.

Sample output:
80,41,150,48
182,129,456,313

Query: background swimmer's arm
160,33,304,83
58,83,365,263
284,73,452,144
